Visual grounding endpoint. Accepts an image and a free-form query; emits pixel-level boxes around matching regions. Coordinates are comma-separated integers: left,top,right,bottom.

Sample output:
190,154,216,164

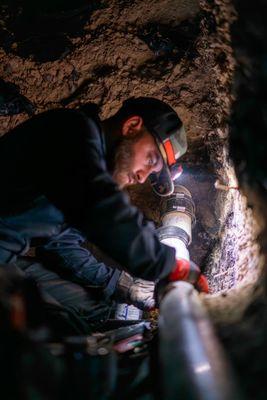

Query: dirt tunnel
0,0,267,399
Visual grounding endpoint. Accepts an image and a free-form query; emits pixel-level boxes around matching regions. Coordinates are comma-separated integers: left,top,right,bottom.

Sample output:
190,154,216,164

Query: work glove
169,258,209,293
155,259,209,306
115,271,155,311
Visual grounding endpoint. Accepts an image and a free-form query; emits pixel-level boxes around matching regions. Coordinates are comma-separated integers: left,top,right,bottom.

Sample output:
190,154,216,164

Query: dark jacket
0,109,175,297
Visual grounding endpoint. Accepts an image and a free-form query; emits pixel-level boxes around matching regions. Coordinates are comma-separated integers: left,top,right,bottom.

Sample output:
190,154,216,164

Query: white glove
116,271,155,311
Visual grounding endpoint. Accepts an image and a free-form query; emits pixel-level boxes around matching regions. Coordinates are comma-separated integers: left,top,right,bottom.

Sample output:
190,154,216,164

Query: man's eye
148,157,155,166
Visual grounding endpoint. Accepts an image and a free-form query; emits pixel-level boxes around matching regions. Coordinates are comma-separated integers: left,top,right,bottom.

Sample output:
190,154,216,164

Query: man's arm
36,227,121,299
34,111,176,281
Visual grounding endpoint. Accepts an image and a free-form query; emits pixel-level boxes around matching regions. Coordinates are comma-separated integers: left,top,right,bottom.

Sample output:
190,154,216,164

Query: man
0,97,208,334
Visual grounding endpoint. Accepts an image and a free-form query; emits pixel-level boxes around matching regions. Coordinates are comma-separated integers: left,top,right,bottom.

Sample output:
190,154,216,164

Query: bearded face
112,128,163,189
112,133,142,189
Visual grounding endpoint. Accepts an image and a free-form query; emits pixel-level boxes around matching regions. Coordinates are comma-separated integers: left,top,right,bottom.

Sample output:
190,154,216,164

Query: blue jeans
17,257,114,335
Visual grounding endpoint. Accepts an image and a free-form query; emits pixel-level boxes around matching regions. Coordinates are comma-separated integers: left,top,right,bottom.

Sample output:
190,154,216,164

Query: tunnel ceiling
0,0,264,322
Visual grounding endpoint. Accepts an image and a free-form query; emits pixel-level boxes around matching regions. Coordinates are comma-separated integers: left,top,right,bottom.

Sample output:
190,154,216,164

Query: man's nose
136,167,152,183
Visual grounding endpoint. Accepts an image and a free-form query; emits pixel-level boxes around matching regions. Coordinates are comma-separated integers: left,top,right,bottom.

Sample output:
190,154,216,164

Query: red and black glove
155,259,209,306
168,258,209,293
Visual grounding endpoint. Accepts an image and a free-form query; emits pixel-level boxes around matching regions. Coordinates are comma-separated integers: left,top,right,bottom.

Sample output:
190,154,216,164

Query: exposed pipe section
157,185,241,400
157,184,195,262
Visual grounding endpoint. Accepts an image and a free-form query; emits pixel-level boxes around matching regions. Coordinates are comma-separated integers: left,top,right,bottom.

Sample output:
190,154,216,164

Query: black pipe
158,282,241,400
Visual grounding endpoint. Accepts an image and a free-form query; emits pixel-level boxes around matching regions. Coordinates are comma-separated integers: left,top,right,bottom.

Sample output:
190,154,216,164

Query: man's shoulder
45,107,106,161
78,103,100,121
20,105,100,129
29,107,102,145
3,105,104,161
49,106,101,137
46,104,100,122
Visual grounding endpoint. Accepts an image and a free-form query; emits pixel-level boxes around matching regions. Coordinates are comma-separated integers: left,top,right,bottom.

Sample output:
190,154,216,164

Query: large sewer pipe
157,185,241,400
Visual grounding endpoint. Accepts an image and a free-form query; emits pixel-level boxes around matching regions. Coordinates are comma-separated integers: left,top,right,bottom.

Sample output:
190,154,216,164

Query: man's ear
122,115,143,136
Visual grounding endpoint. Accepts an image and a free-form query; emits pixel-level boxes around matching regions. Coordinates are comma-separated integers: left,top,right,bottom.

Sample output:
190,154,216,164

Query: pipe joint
158,185,196,260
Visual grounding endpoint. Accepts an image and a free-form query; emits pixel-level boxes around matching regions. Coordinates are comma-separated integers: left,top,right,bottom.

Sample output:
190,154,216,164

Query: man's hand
169,258,209,293
116,271,155,311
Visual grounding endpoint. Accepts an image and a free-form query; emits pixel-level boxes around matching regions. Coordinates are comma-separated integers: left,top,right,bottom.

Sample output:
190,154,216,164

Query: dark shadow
0,0,107,62
223,1,267,399
229,1,267,194
0,78,35,116
137,11,216,64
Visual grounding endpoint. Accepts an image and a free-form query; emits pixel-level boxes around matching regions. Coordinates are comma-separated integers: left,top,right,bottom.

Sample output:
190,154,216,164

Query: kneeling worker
0,97,208,334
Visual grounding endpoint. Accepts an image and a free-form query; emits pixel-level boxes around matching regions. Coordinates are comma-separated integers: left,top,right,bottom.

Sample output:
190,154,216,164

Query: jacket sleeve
35,112,175,281
36,227,121,299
